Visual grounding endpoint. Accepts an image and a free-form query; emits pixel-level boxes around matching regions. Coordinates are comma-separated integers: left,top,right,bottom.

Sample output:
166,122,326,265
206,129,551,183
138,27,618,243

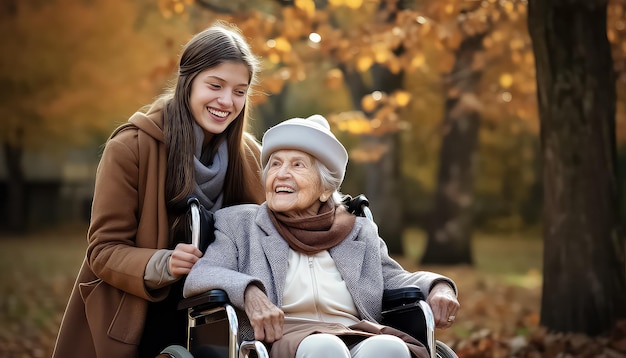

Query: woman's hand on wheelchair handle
426,282,460,329
244,284,285,343
169,243,203,278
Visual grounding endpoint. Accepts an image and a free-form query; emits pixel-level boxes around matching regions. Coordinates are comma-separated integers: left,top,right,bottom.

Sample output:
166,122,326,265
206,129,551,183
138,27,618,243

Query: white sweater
282,249,361,326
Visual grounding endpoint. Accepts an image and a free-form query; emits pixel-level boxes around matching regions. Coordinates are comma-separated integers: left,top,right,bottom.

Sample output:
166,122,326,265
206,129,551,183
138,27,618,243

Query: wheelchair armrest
382,286,425,311
178,289,229,311
381,286,433,356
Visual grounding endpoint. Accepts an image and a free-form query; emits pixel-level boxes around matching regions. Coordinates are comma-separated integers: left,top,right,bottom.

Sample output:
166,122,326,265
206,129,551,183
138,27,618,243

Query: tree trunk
368,64,405,254
3,142,26,233
363,133,404,254
421,33,485,265
528,0,626,335
338,62,405,254
256,84,289,132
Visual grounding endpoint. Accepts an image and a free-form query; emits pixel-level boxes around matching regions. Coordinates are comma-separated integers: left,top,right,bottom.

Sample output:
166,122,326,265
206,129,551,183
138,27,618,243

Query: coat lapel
330,221,366,303
256,205,290,305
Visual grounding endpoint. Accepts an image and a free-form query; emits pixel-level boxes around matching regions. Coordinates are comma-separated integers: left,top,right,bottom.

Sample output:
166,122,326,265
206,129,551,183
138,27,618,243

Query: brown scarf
267,201,356,255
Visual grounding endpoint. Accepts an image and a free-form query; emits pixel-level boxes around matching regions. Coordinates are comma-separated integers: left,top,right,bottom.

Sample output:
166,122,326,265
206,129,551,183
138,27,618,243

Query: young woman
53,21,265,358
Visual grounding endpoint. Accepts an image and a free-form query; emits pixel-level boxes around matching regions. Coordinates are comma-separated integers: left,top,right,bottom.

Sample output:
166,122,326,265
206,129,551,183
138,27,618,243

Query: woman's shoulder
353,216,380,239
100,123,140,160
108,111,164,142
214,203,263,221
213,203,267,237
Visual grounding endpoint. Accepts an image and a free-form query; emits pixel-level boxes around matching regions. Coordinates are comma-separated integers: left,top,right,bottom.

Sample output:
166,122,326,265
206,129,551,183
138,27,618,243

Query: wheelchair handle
343,194,374,222
187,197,201,249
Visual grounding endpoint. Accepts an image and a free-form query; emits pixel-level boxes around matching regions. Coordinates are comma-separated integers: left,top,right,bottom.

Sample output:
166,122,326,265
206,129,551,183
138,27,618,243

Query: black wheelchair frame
160,195,457,358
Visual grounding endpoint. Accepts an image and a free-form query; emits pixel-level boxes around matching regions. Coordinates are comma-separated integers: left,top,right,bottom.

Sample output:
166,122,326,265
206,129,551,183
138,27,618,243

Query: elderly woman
184,115,460,358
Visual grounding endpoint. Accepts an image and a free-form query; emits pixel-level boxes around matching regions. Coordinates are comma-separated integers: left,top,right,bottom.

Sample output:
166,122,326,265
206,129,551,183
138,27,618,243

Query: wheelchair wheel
160,345,194,358
435,340,457,358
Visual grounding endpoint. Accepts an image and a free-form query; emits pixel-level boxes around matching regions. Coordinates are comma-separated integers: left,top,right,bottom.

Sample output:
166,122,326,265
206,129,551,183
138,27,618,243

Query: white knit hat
261,114,348,183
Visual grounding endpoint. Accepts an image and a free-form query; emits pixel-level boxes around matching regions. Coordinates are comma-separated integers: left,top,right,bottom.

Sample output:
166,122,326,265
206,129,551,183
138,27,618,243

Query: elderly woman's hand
426,282,460,329
244,284,285,343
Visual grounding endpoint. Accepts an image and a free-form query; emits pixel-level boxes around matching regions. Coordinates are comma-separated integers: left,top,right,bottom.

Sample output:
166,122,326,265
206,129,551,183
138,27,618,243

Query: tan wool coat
53,110,264,358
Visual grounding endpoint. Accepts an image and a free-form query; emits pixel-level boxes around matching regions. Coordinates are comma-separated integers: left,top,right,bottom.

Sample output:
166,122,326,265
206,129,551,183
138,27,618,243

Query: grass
402,227,543,287
0,224,87,358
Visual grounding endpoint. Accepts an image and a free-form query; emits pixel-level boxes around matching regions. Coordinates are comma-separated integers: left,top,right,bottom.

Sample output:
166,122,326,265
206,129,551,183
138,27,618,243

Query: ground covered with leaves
0,226,624,358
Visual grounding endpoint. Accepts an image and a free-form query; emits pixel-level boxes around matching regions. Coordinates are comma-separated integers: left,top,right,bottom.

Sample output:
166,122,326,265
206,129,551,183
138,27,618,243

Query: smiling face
265,150,333,218
189,61,250,145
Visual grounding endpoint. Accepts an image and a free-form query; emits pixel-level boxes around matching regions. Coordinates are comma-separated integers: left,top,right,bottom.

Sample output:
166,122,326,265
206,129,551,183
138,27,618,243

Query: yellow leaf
362,95,377,112
268,52,281,64
173,2,185,14
499,73,514,88
388,57,402,74
348,119,372,134
393,91,412,107
504,1,514,13
375,49,389,63
411,53,425,69
357,56,373,72
274,37,292,52
295,0,316,18
345,0,363,9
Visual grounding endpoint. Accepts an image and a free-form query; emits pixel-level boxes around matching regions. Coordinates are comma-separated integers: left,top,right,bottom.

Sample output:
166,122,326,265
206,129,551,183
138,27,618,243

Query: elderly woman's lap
295,333,411,358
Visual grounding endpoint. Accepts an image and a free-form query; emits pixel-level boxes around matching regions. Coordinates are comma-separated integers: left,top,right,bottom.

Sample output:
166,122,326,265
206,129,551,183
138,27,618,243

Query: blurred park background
1,0,626,357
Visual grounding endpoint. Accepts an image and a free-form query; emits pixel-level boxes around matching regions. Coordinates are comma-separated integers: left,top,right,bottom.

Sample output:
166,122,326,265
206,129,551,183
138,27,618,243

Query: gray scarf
192,122,228,212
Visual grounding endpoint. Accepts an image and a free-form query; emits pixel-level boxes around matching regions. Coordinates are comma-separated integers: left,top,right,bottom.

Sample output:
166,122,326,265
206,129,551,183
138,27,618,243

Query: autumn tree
0,0,188,232
528,0,626,335
421,2,491,265
415,1,535,265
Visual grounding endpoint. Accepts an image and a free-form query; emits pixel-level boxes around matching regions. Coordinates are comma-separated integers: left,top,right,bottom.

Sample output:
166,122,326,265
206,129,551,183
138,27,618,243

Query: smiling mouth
275,186,294,193
208,107,229,118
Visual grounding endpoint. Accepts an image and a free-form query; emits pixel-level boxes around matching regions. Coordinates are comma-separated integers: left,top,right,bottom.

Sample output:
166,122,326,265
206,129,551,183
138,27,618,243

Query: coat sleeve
86,131,160,300
183,208,266,309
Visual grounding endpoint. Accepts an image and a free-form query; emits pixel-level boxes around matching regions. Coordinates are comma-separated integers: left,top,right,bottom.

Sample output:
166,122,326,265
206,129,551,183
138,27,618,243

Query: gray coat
184,203,456,339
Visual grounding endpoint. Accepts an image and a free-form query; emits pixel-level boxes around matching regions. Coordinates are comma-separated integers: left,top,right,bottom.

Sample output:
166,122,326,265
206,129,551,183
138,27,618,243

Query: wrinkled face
189,61,249,143
265,150,331,218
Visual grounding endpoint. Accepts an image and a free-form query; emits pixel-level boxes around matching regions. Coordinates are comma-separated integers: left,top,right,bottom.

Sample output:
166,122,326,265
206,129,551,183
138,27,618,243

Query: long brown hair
148,21,261,213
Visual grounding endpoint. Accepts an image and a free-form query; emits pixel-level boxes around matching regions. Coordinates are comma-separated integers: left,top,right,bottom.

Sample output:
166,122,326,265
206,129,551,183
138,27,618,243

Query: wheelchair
160,195,458,358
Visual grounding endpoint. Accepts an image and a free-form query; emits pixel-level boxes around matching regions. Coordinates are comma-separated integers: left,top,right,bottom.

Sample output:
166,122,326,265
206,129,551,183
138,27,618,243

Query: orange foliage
0,0,190,150
5,0,625,157
161,0,626,172
190,1,542,141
